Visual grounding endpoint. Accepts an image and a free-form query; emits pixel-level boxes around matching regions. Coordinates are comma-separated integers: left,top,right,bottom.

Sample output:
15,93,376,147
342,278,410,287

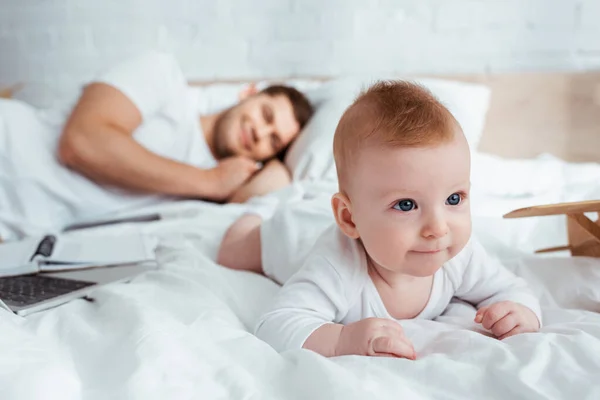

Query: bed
1,72,600,399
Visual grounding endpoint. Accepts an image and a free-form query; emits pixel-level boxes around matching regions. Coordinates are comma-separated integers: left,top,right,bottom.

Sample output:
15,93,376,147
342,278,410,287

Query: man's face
213,93,301,161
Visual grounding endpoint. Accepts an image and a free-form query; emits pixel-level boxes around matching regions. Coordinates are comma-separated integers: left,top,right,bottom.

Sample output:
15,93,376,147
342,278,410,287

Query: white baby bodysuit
255,223,543,353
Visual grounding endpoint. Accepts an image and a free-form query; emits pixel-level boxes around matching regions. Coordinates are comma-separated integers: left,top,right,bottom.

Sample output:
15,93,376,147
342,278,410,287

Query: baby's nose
422,217,449,238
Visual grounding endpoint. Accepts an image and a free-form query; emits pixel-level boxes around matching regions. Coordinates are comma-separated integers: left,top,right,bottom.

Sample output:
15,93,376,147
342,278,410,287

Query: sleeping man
219,81,541,358
0,51,314,241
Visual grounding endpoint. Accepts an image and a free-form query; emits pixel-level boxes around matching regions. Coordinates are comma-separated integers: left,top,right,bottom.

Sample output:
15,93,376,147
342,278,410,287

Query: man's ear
238,83,258,101
331,192,360,239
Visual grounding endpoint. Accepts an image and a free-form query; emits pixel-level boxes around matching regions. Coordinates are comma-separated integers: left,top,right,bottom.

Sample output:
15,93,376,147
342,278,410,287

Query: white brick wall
0,0,598,107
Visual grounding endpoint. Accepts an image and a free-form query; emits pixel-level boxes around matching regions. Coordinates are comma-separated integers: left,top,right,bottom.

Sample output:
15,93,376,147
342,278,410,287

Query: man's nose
253,123,272,142
421,212,449,239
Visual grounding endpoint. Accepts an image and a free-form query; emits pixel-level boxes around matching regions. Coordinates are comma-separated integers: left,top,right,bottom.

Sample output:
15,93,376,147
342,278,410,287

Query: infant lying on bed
254,81,542,359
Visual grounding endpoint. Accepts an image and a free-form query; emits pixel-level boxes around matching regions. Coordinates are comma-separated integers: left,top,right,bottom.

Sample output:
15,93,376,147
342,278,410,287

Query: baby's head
332,81,472,277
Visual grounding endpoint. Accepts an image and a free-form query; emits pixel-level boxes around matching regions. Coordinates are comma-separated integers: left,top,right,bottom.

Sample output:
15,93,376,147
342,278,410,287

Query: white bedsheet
2,153,600,399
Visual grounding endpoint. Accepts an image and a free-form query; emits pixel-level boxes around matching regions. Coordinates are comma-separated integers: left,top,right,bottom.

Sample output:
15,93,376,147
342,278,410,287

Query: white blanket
1,153,600,399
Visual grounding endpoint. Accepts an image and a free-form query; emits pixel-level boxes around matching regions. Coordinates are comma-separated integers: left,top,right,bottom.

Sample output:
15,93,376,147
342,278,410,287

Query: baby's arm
255,256,415,358
255,255,350,353
454,239,542,338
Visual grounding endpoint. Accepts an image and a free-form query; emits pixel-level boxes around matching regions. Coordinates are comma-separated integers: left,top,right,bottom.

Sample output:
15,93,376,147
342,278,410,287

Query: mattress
1,153,600,400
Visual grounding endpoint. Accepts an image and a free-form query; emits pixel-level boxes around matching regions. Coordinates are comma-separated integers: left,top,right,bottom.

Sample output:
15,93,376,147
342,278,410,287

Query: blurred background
0,0,598,108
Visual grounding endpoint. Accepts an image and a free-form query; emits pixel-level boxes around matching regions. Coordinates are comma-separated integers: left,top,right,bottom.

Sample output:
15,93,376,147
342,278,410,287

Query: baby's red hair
333,80,459,191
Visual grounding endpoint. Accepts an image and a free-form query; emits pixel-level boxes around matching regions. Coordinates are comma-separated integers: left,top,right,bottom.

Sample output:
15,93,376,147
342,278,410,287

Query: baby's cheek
384,229,413,261
452,215,472,243
364,225,410,265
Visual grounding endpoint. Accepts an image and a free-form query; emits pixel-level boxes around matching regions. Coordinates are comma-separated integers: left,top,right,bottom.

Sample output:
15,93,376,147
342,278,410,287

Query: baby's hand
335,317,416,359
474,301,540,340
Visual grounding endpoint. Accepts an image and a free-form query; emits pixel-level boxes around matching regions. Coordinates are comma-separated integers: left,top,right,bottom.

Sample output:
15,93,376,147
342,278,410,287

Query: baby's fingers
476,303,512,330
498,326,524,340
490,313,518,338
474,306,488,324
371,335,416,360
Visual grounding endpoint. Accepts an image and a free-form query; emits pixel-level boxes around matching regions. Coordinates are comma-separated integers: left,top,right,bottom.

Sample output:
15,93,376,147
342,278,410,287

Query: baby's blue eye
446,193,461,206
393,199,416,212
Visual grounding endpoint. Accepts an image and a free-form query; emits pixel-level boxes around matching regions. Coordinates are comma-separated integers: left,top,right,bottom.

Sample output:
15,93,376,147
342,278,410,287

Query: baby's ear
331,192,360,239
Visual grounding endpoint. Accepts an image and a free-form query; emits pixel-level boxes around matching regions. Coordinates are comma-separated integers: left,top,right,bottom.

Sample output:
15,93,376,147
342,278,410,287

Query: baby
255,81,542,359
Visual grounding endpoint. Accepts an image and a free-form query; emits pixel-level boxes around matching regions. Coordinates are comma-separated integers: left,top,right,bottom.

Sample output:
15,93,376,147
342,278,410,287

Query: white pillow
190,77,491,182
285,77,492,181
283,78,360,181
416,78,491,151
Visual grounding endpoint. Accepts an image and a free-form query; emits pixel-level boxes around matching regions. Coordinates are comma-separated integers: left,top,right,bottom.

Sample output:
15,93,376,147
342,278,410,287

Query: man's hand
209,156,260,201
335,318,416,359
227,159,292,204
474,301,540,340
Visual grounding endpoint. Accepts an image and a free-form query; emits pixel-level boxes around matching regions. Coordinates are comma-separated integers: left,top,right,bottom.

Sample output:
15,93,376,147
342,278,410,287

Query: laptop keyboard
0,275,95,308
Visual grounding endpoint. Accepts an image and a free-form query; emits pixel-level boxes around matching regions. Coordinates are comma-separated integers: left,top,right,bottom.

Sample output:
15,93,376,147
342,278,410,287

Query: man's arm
217,160,291,270
217,214,263,273
227,159,292,204
58,83,252,201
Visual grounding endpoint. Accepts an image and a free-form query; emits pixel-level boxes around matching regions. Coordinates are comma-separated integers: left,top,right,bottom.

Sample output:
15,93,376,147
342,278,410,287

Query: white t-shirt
255,223,543,353
0,51,216,240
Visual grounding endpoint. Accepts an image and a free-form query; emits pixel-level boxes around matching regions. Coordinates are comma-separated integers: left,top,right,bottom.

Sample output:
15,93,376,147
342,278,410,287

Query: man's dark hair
260,85,314,162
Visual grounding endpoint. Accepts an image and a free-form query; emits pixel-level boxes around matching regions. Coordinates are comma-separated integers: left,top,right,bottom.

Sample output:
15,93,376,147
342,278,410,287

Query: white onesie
255,223,543,353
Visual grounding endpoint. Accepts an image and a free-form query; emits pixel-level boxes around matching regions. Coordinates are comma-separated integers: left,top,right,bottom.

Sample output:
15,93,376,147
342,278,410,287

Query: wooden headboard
448,71,600,163
5,72,600,162
192,72,600,162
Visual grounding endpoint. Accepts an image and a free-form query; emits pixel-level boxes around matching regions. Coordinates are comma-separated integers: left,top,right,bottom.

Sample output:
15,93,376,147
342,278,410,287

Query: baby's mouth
412,247,445,254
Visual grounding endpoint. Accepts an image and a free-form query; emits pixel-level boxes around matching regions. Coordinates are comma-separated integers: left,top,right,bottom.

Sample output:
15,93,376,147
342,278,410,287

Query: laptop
0,262,157,316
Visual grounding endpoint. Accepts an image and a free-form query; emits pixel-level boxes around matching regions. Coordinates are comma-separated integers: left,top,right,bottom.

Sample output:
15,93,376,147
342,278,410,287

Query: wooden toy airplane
503,200,600,257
